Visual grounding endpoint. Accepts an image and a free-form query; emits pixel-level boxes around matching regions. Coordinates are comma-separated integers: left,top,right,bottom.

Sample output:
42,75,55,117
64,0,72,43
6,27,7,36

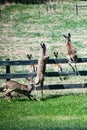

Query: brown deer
46,0,56,13
27,54,37,73
35,43,49,99
63,33,78,73
53,51,62,72
53,51,66,80
2,78,36,100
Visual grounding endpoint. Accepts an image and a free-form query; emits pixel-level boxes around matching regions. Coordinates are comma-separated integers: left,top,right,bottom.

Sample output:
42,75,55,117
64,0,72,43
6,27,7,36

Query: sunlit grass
0,94,87,130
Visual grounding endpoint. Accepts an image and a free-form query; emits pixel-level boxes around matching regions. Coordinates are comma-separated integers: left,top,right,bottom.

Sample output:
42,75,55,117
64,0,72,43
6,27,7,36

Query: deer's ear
27,54,30,59
57,52,58,55
54,52,55,55
63,34,67,38
40,43,43,47
68,33,71,38
43,43,45,46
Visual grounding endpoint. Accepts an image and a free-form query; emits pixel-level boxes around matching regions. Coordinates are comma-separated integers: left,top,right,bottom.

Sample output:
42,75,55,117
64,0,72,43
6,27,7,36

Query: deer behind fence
63,33,78,73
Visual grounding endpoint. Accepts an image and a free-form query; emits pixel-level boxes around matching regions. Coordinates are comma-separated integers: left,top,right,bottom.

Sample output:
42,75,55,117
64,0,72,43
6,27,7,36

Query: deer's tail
0,83,7,92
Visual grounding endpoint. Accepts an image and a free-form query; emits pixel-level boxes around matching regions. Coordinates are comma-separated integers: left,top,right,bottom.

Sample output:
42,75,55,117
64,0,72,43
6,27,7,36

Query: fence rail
0,71,87,80
0,58,87,90
0,58,87,66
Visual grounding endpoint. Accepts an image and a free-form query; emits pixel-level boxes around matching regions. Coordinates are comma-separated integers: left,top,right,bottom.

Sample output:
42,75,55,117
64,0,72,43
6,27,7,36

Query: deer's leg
29,94,39,101
24,91,37,101
8,93,13,99
74,62,78,75
27,94,33,100
22,91,34,100
41,80,44,100
4,89,11,97
68,61,76,72
67,56,75,72
20,91,31,100
3,89,13,101
74,55,78,74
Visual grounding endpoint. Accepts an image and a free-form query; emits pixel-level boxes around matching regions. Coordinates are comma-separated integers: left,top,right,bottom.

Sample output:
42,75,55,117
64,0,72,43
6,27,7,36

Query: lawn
0,94,87,130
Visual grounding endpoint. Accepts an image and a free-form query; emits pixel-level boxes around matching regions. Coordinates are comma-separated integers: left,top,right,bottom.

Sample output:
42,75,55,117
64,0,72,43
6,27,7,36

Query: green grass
0,94,87,130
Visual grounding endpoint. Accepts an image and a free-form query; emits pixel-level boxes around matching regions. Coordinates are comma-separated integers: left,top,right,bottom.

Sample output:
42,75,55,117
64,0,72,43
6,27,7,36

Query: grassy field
0,1,87,60
0,1,87,129
0,93,87,130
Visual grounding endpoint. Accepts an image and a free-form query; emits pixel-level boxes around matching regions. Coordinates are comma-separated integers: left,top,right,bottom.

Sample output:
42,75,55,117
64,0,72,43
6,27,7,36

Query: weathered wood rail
0,57,87,90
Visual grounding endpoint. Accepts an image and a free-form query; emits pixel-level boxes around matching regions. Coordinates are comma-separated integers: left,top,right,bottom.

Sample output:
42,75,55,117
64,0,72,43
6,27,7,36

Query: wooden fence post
6,58,10,81
76,4,78,15
38,0,40,17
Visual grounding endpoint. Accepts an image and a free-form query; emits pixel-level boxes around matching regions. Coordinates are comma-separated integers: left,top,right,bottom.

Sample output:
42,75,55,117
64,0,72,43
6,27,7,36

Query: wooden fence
76,4,87,15
0,57,87,90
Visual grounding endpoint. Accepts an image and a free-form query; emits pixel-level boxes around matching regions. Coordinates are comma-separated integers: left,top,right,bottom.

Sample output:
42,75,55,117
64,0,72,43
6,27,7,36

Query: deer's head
27,54,32,60
40,43,46,50
26,77,35,90
63,33,71,42
54,51,58,59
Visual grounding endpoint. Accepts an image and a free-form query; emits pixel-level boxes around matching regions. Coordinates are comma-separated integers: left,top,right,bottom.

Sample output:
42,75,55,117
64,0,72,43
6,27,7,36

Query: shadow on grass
42,91,85,101
0,91,85,102
41,94,63,101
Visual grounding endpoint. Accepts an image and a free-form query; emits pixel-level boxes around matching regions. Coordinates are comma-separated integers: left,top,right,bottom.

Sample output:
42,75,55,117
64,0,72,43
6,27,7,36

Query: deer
35,43,49,99
53,51,66,80
46,0,56,13
2,78,36,100
53,51,62,72
63,33,78,73
27,54,37,73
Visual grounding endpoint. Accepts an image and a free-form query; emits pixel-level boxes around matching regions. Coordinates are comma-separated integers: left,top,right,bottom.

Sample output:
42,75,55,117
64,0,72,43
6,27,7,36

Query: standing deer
35,43,49,99
27,54,37,73
2,78,36,100
46,0,56,13
63,33,78,73
53,51,62,72
53,51,66,80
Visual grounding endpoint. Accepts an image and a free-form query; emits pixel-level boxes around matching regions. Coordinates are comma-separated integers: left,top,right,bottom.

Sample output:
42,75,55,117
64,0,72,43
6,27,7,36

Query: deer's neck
66,42,73,49
66,42,74,55
41,49,46,57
